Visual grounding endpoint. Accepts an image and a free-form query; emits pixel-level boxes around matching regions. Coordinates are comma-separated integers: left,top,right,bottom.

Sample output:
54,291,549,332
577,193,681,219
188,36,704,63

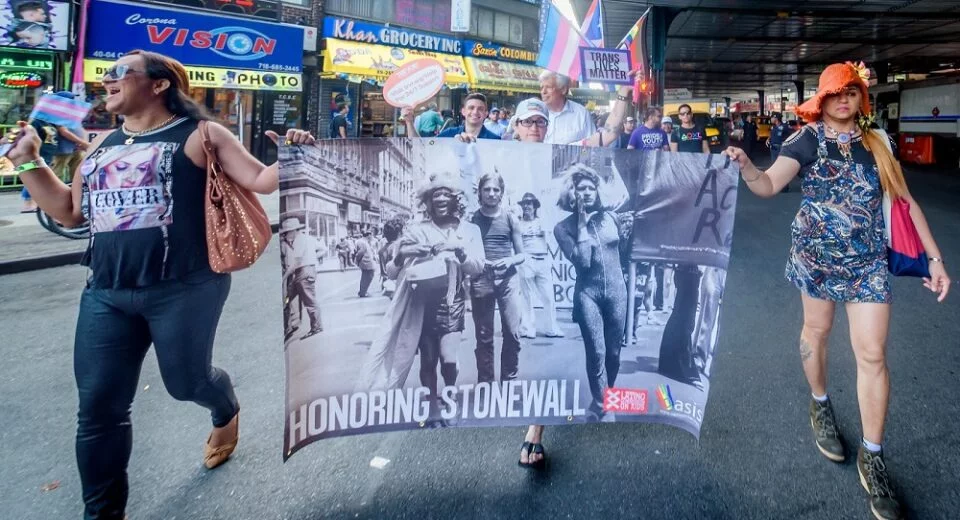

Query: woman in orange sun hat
724,62,950,520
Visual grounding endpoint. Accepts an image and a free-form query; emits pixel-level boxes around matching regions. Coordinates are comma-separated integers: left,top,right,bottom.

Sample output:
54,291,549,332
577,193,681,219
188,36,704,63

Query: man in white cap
538,70,594,144
661,115,674,136
280,217,323,342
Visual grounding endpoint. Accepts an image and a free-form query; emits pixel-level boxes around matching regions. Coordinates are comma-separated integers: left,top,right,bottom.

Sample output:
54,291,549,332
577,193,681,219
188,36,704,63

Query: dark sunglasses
519,118,548,128
102,64,144,81
679,111,692,116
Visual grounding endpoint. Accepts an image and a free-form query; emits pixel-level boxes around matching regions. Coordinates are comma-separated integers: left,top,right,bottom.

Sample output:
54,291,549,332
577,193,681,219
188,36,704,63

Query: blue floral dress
779,123,890,303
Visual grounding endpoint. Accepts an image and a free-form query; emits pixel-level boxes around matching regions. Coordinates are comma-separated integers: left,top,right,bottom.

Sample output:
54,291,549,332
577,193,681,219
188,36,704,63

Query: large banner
278,139,739,460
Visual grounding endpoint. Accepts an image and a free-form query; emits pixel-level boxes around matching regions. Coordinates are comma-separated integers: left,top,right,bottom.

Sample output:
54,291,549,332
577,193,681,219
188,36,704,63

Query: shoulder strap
198,120,223,201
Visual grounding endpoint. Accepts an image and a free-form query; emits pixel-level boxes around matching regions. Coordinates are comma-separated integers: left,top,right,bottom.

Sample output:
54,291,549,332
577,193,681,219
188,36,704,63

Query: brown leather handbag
198,120,271,273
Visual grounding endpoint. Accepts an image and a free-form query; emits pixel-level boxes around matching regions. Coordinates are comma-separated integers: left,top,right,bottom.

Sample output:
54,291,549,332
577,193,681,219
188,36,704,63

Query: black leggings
74,271,238,520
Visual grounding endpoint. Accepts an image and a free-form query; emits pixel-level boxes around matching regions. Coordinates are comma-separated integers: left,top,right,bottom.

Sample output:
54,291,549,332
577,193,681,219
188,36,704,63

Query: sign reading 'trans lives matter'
277,139,740,459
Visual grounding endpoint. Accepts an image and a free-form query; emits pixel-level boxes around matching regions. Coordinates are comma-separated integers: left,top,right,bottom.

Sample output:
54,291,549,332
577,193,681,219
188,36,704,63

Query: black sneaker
858,447,902,520
809,398,845,462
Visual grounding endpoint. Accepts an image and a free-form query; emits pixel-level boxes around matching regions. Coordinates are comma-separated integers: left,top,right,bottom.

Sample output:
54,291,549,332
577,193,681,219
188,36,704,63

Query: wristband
928,257,944,265
14,157,46,173
616,94,631,102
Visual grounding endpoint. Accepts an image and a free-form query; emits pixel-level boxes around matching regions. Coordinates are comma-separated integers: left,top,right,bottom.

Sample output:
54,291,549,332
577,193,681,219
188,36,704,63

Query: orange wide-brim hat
796,62,871,122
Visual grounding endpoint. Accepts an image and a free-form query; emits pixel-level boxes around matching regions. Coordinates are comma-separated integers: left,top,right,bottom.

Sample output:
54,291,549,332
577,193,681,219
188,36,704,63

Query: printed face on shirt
81,142,176,234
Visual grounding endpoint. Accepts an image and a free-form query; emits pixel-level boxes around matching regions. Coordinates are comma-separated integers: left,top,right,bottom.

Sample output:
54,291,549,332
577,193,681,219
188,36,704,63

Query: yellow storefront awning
323,39,469,87
84,60,302,91
464,58,543,94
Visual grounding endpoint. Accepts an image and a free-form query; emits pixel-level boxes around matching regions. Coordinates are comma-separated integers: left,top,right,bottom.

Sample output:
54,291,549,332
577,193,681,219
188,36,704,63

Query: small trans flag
30,93,92,129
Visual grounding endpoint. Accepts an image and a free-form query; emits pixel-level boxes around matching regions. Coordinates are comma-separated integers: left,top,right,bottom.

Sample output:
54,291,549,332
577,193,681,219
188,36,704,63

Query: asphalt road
1,169,958,520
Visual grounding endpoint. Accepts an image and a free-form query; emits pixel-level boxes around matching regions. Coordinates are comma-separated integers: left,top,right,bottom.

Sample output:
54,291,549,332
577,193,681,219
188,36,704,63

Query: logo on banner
603,388,648,414
656,385,703,423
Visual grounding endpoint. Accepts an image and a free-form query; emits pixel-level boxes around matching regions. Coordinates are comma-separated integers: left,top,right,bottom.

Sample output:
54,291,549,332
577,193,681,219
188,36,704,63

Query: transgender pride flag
30,94,92,129
536,3,589,81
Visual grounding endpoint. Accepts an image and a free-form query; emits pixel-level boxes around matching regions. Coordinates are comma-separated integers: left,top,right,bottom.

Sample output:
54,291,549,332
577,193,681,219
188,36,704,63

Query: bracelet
928,256,944,265
743,168,764,183
14,157,46,173
616,94,631,102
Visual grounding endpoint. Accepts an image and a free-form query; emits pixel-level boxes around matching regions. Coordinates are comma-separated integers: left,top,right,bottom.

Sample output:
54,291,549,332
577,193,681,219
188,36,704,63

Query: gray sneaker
858,447,902,520
809,398,845,462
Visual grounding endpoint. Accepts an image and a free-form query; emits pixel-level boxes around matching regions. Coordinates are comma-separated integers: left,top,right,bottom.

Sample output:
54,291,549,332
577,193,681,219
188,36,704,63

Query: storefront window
470,6,532,46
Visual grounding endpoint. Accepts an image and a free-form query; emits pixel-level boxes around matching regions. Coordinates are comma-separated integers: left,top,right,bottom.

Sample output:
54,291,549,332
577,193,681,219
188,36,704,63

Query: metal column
649,7,677,107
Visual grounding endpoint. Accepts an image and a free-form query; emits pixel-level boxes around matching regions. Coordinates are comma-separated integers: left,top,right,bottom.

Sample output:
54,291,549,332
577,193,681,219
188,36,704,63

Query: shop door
210,90,255,151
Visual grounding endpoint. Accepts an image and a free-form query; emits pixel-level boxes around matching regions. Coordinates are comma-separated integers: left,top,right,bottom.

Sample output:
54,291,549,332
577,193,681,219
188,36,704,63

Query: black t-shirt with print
80,118,213,289
672,125,706,153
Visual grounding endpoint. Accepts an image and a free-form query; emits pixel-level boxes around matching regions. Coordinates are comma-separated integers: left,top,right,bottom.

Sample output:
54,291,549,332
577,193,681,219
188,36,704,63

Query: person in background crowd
281,218,323,342
401,93,500,140
725,62,951,520
346,234,356,266
628,107,670,151
670,104,711,154
742,113,757,158
439,109,455,134
484,107,503,136
498,108,511,130
336,237,350,271
354,231,378,298
5,49,315,519
767,113,793,192
416,102,444,137
538,70,595,144
517,192,563,339
378,218,404,299
21,93,89,212
330,102,349,139
470,172,526,384
617,116,637,148
49,91,90,179
661,115,674,136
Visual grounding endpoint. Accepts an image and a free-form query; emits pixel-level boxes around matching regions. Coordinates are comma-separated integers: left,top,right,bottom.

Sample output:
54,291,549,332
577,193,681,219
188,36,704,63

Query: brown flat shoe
203,414,239,469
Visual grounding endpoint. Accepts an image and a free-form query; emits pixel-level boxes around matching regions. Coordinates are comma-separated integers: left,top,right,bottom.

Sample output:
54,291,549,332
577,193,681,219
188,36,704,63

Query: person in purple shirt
401,93,501,141
627,106,670,151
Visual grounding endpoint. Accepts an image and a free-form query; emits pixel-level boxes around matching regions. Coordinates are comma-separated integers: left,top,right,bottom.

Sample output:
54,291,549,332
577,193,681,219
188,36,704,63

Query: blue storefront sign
462,39,536,64
86,0,303,72
323,16,461,55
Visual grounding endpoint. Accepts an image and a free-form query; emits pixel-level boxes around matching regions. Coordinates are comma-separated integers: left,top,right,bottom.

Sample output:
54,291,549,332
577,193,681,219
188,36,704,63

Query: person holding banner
725,62,950,520
507,76,638,468
401,93,500,141
4,49,315,519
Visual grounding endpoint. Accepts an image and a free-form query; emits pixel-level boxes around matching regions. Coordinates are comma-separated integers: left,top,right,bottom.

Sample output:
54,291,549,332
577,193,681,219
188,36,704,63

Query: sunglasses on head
519,118,548,128
102,64,143,81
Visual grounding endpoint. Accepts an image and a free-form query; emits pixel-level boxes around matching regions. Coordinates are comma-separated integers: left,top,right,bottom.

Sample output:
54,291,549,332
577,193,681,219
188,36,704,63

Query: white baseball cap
661,116,674,124
515,98,548,121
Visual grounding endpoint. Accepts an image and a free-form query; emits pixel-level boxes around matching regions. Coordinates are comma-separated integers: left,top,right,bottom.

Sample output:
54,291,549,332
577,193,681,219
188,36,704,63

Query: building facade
317,0,546,139
79,0,321,163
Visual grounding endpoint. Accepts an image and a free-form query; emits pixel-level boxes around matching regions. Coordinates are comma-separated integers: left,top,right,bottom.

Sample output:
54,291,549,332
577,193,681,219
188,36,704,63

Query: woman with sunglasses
724,63,950,520
5,50,314,520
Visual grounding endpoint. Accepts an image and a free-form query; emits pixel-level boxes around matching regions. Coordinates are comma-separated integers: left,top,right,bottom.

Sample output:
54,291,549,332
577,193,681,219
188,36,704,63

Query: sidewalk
0,190,308,275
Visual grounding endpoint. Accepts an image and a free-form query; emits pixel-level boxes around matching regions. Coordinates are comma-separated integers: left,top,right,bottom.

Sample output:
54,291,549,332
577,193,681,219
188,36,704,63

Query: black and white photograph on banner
277,138,740,459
